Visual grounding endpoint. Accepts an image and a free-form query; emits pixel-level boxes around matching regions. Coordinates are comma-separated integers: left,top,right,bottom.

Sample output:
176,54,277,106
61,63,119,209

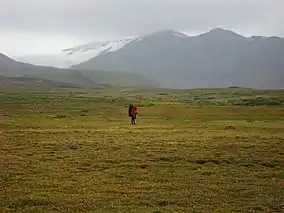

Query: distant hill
0,75,78,87
0,75,85,93
70,28,284,89
0,53,156,88
26,69,156,88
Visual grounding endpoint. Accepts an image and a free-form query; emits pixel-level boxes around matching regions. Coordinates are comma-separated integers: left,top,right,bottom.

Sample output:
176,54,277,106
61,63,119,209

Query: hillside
0,53,156,88
70,28,284,89
27,69,156,88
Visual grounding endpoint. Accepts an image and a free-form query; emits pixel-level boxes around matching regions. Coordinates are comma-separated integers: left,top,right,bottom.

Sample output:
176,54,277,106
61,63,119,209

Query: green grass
0,88,284,213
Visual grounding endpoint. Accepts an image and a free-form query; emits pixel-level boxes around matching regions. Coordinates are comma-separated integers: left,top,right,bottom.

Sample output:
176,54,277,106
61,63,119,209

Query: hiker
128,104,138,125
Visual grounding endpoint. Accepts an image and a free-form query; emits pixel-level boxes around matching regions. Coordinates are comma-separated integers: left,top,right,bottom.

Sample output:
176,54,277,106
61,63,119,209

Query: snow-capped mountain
71,28,284,89
62,30,190,65
10,28,284,89
13,37,140,68
63,38,136,55
14,30,190,68
62,37,139,65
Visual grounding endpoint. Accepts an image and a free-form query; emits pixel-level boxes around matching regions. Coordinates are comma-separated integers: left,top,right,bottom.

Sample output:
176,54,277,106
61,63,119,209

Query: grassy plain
0,86,284,212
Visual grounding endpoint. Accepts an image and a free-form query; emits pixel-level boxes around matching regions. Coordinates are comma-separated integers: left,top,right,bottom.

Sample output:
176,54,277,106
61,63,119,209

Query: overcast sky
0,0,283,56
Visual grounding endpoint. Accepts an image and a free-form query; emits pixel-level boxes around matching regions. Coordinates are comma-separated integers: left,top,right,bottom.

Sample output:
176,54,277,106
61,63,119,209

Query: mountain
70,28,284,89
62,37,137,66
14,37,140,69
0,53,16,66
0,53,60,77
0,53,156,88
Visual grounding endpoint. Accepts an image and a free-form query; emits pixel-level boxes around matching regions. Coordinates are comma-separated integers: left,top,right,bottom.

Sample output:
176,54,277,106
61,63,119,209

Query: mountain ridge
70,28,284,89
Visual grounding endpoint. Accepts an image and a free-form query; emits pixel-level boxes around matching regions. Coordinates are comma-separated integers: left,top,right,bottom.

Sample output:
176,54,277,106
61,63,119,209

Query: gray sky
0,0,283,55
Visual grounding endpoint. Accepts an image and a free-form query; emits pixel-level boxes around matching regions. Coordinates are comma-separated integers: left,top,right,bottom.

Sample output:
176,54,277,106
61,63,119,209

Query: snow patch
61,30,188,66
63,38,136,56
173,32,188,38
61,37,139,65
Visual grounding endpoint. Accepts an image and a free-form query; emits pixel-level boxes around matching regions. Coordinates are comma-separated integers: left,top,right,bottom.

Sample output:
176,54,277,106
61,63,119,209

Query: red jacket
131,106,138,115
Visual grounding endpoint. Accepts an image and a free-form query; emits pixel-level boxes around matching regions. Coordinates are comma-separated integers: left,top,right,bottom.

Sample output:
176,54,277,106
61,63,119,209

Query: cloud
1,0,283,36
0,0,283,54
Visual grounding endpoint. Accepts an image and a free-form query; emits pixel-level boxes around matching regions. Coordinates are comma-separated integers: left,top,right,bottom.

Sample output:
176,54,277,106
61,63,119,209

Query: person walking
128,104,138,125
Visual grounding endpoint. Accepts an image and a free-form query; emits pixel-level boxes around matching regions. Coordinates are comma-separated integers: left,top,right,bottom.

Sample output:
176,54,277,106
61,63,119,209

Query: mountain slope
26,69,156,88
62,37,138,66
0,53,16,66
0,53,156,88
0,53,60,77
0,75,82,92
71,28,284,89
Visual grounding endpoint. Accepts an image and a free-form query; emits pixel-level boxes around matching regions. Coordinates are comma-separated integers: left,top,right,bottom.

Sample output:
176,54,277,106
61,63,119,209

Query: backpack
128,104,134,117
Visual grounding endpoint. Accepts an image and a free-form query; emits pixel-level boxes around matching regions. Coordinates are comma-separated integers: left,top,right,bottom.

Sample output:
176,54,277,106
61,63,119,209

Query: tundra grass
0,92,284,213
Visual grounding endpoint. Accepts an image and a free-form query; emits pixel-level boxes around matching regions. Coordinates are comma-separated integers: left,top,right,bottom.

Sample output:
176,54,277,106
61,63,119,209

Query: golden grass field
0,88,284,212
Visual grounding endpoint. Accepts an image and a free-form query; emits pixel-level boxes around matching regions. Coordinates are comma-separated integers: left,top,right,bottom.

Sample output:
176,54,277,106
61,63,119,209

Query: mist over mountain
0,53,155,88
0,52,58,76
2,28,284,89
13,54,75,69
70,28,284,89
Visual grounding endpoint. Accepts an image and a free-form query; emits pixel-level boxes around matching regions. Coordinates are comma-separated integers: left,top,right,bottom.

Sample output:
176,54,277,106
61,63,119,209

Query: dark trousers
131,115,137,124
